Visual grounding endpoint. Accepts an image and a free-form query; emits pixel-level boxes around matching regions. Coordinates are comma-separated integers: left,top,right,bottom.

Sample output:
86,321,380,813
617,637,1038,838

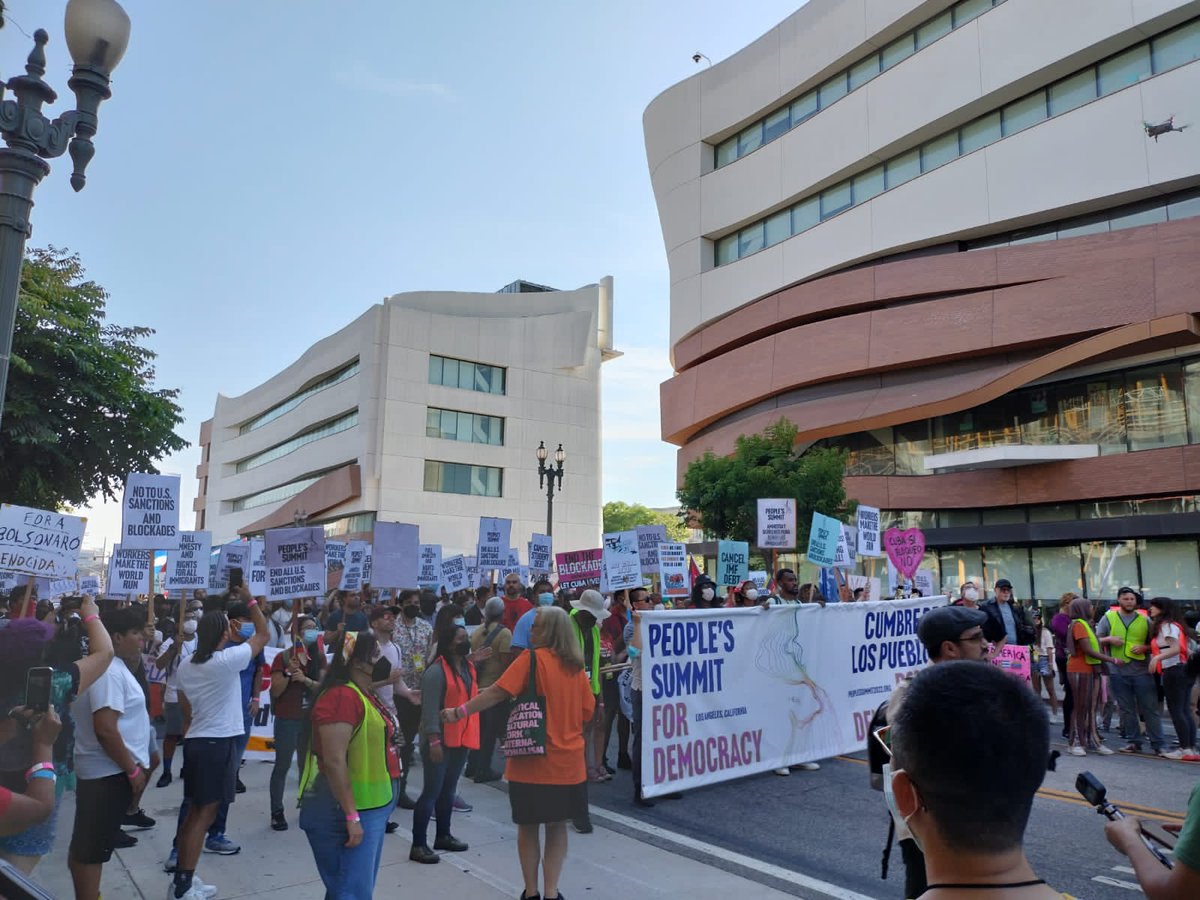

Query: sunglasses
873,725,892,759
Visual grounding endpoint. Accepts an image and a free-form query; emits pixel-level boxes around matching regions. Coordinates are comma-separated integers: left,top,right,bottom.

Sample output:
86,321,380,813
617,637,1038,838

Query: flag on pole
688,555,701,584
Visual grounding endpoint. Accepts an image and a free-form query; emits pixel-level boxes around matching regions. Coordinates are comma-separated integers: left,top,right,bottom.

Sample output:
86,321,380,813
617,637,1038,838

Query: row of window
235,411,359,473
238,360,360,435
715,17,1200,266
429,354,506,395
426,407,504,445
714,0,1007,168
423,460,503,497
229,466,345,513
816,355,1200,477
875,496,1200,532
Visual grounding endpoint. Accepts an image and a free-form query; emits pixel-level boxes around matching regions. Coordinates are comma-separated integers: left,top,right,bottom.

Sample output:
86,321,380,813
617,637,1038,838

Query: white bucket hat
570,589,610,622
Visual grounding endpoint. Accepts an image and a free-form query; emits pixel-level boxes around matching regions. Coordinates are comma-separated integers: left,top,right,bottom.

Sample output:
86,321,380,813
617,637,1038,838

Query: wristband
457,704,468,720
29,770,56,781
427,736,442,746
126,766,142,781
83,614,99,624
345,812,361,822
24,762,54,780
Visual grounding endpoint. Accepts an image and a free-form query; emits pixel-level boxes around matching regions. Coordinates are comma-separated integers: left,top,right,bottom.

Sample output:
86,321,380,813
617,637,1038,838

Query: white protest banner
249,539,268,597
265,527,325,601
528,534,552,575
657,542,689,600
847,574,882,601
856,505,882,557
806,512,841,567
119,473,181,550
45,578,77,598
165,531,211,591
716,540,749,587
107,545,151,596
833,524,857,569
640,596,948,797
79,575,101,595
636,525,668,574
0,504,87,578
602,530,642,591
476,517,511,569
418,544,443,591
212,543,252,591
340,541,368,592
371,521,419,588
756,499,796,549
441,554,470,594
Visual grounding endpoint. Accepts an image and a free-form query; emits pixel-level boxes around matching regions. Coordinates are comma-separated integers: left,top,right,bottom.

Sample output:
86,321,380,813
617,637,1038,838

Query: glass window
1139,540,1200,597
1029,504,1078,523
954,0,993,27
1109,203,1167,230
236,411,359,472
1185,360,1200,444
791,196,820,233
916,11,953,49
429,355,506,394
1057,216,1110,239
1151,19,1200,73
853,165,885,203
763,107,791,144
440,357,459,388
427,355,442,387
820,181,853,219
1008,226,1056,245
715,138,738,167
791,92,818,125
886,149,921,189
829,428,895,475
1082,501,1136,519
982,546,1032,601
938,548,983,596
1002,91,1047,135
764,209,792,247
1031,546,1084,600
982,508,1026,525
1081,540,1138,600
241,360,360,434
1124,364,1187,451
1013,386,1058,445
849,54,880,90
716,234,739,265
738,223,765,256
959,112,1001,153
881,34,915,70
941,509,981,527
921,131,960,172
424,461,503,497
738,122,763,156
894,420,931,475
1098,44,1151,95
1168,193,1200,221
1056,375,1126,454
1048,69,1097,115
458,361,476,390
818,73,848,108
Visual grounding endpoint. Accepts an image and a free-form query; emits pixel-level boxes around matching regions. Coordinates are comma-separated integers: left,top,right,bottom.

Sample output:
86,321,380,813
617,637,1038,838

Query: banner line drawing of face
755,607,842,758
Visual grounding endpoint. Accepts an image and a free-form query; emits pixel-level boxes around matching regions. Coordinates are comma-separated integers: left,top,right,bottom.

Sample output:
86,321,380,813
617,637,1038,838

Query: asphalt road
585,724,1192,899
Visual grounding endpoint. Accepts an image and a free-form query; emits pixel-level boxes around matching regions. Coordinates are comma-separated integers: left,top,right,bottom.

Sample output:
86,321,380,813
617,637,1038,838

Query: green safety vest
1103,609,1150,662
570,610,602,695
298,681,393,811
1073,619,1104,665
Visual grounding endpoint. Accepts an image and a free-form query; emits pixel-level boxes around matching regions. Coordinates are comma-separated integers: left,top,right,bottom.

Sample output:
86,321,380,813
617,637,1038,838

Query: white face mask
963,587,978,601
882,764,925,852
181,619,198,636
744,589,759,602
701,587,715,602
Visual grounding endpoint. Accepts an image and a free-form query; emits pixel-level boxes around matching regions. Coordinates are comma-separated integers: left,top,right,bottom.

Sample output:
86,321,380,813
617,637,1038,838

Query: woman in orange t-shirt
1064,597,1119,757
443,606,594,900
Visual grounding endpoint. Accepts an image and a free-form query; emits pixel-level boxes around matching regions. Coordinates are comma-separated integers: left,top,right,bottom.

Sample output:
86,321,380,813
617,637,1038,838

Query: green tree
603,500,691,542
1,247,187,509
677,418,853,547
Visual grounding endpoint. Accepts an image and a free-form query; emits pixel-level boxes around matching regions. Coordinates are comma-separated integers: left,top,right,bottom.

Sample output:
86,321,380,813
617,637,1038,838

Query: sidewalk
34,757,804,900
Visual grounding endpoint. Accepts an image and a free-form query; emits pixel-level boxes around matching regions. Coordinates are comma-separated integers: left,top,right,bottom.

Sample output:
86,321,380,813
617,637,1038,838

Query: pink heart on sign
884,527,926,579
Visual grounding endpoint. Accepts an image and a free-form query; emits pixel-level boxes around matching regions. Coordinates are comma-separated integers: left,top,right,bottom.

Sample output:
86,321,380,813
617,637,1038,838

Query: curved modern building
646,0,1200,600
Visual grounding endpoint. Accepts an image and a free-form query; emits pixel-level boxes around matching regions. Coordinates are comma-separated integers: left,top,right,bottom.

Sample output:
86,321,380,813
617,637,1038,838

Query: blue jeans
270,718,308,815
411,744,468,848
1110,671,1165,751
175,721,251,842
300,776,397,900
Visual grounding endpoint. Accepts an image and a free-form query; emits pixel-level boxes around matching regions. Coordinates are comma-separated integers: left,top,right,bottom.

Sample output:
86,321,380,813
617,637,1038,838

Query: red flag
688,555,701,584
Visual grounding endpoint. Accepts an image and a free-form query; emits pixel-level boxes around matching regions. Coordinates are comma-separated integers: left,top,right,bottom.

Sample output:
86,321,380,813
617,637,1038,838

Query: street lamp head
536,441,548,462
64,0,131,74
554,444,565,465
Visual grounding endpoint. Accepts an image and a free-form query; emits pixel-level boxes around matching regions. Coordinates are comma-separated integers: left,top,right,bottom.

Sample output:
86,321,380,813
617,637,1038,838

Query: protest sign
913,569,936,598
0,574,18,595
249,539,268,597
602,531,643,591
991,643,1032,684
528,534,552,575
340,541,368,591
325,541,347,585
212,543,252,592
756,499,796,549
555,548,602,592
856,505,881,557
847,574,882,601
119,473,181,550
636,525,668,574
45,578,77,598
107,545,151,596
441,554,470,593
476,517,511,569
884,527,926,579
362,543,373,584
79,575,101,595
418,544,443,591
265,527,325,601
640,596,948,797
806,513,841,567
833,524,857,569
371,521,419,588
748,570,768,591
0,504,87,578
657,542,689,599
165,531,211,591
716,540,749,587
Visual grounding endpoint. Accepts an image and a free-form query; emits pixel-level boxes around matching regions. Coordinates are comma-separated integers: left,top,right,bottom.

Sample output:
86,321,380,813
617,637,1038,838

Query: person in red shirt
600,589,632,773
500,574,533,633
268,615,326,831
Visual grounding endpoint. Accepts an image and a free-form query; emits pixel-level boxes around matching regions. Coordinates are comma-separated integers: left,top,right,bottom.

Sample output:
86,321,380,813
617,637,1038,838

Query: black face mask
371,657,392,682
402,605,420,620
454,641,471,657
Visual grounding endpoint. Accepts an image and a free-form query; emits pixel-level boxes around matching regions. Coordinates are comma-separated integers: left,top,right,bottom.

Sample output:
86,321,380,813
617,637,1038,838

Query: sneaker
1069,745,1086,756
204,834,241,855
791,762,820,771
1160,748,1186,759
163,847,178,873
112,830,138,848
190,877,219,899
1118,743,1142,754
409,845,439,864
774,767,790,776
270,811,288,831
385,821,399,834
433,835,469,852
1181,750,1200,761
572,818,593,834
123,808,157,829
156,770,173,788
166,880,216,900
452,795,473,813
1095,745,1114,755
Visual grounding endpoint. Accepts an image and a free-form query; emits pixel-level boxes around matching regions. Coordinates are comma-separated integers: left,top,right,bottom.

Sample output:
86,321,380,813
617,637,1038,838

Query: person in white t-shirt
170,591,268,900
155,598,201,787
1149,596,1198,760
67,607,154,900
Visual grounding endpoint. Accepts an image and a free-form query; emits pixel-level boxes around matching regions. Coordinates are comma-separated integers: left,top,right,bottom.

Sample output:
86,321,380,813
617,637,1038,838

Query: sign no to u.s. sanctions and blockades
638,596,947,798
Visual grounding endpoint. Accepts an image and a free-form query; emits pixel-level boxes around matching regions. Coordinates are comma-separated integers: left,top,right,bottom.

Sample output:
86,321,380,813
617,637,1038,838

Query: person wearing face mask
690,575,718,609
500,573,534,633
409,617,478,864
731,580,765,608
392,589,434,810
268,615,327,831
953,582,980,609
367,605,419,835
298,631,401,899
466,597,512,783
267,602,294,650
155,600,202,789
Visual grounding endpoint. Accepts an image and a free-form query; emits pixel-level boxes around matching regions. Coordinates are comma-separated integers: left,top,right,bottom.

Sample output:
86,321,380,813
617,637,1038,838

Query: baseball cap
1116,586,1143,602
994,578,1013,590
918,606,988,655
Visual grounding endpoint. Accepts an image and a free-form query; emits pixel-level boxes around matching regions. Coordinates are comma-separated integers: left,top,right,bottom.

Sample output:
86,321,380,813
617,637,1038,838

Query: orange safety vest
1150,623,1190,675
439,657,480,750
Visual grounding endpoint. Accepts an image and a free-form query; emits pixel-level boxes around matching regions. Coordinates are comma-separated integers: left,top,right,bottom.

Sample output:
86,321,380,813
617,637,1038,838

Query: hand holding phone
25,667,53,714
1078,771,1173,868
228,567,244,590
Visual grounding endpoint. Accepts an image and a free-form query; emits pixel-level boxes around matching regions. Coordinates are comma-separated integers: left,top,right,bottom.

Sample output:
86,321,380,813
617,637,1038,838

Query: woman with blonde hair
443,605,594,900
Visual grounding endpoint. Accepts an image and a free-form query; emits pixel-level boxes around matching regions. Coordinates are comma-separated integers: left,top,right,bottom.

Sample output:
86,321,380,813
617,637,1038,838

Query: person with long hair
1065,597,1119,757
298,631,400,899
443,606,595,900
268,614,326,830
1049,593,1076,741
1148,597,1198,760
1030,610,1061,722
409,615,478,864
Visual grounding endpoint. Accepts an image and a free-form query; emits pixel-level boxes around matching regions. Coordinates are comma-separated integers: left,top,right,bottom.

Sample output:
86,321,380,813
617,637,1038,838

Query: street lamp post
0,0,131,435
536,441,565,538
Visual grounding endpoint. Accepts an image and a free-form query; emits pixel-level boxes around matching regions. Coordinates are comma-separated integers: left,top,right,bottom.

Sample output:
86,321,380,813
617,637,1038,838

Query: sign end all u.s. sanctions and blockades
638,597,947,798
0,505,87,578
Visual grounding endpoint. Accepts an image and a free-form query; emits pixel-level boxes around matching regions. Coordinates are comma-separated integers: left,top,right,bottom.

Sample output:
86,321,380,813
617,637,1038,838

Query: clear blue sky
1,0,801,548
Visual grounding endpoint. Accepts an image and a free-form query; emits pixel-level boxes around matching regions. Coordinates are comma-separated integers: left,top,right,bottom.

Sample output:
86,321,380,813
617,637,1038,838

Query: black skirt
508,779,588,825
